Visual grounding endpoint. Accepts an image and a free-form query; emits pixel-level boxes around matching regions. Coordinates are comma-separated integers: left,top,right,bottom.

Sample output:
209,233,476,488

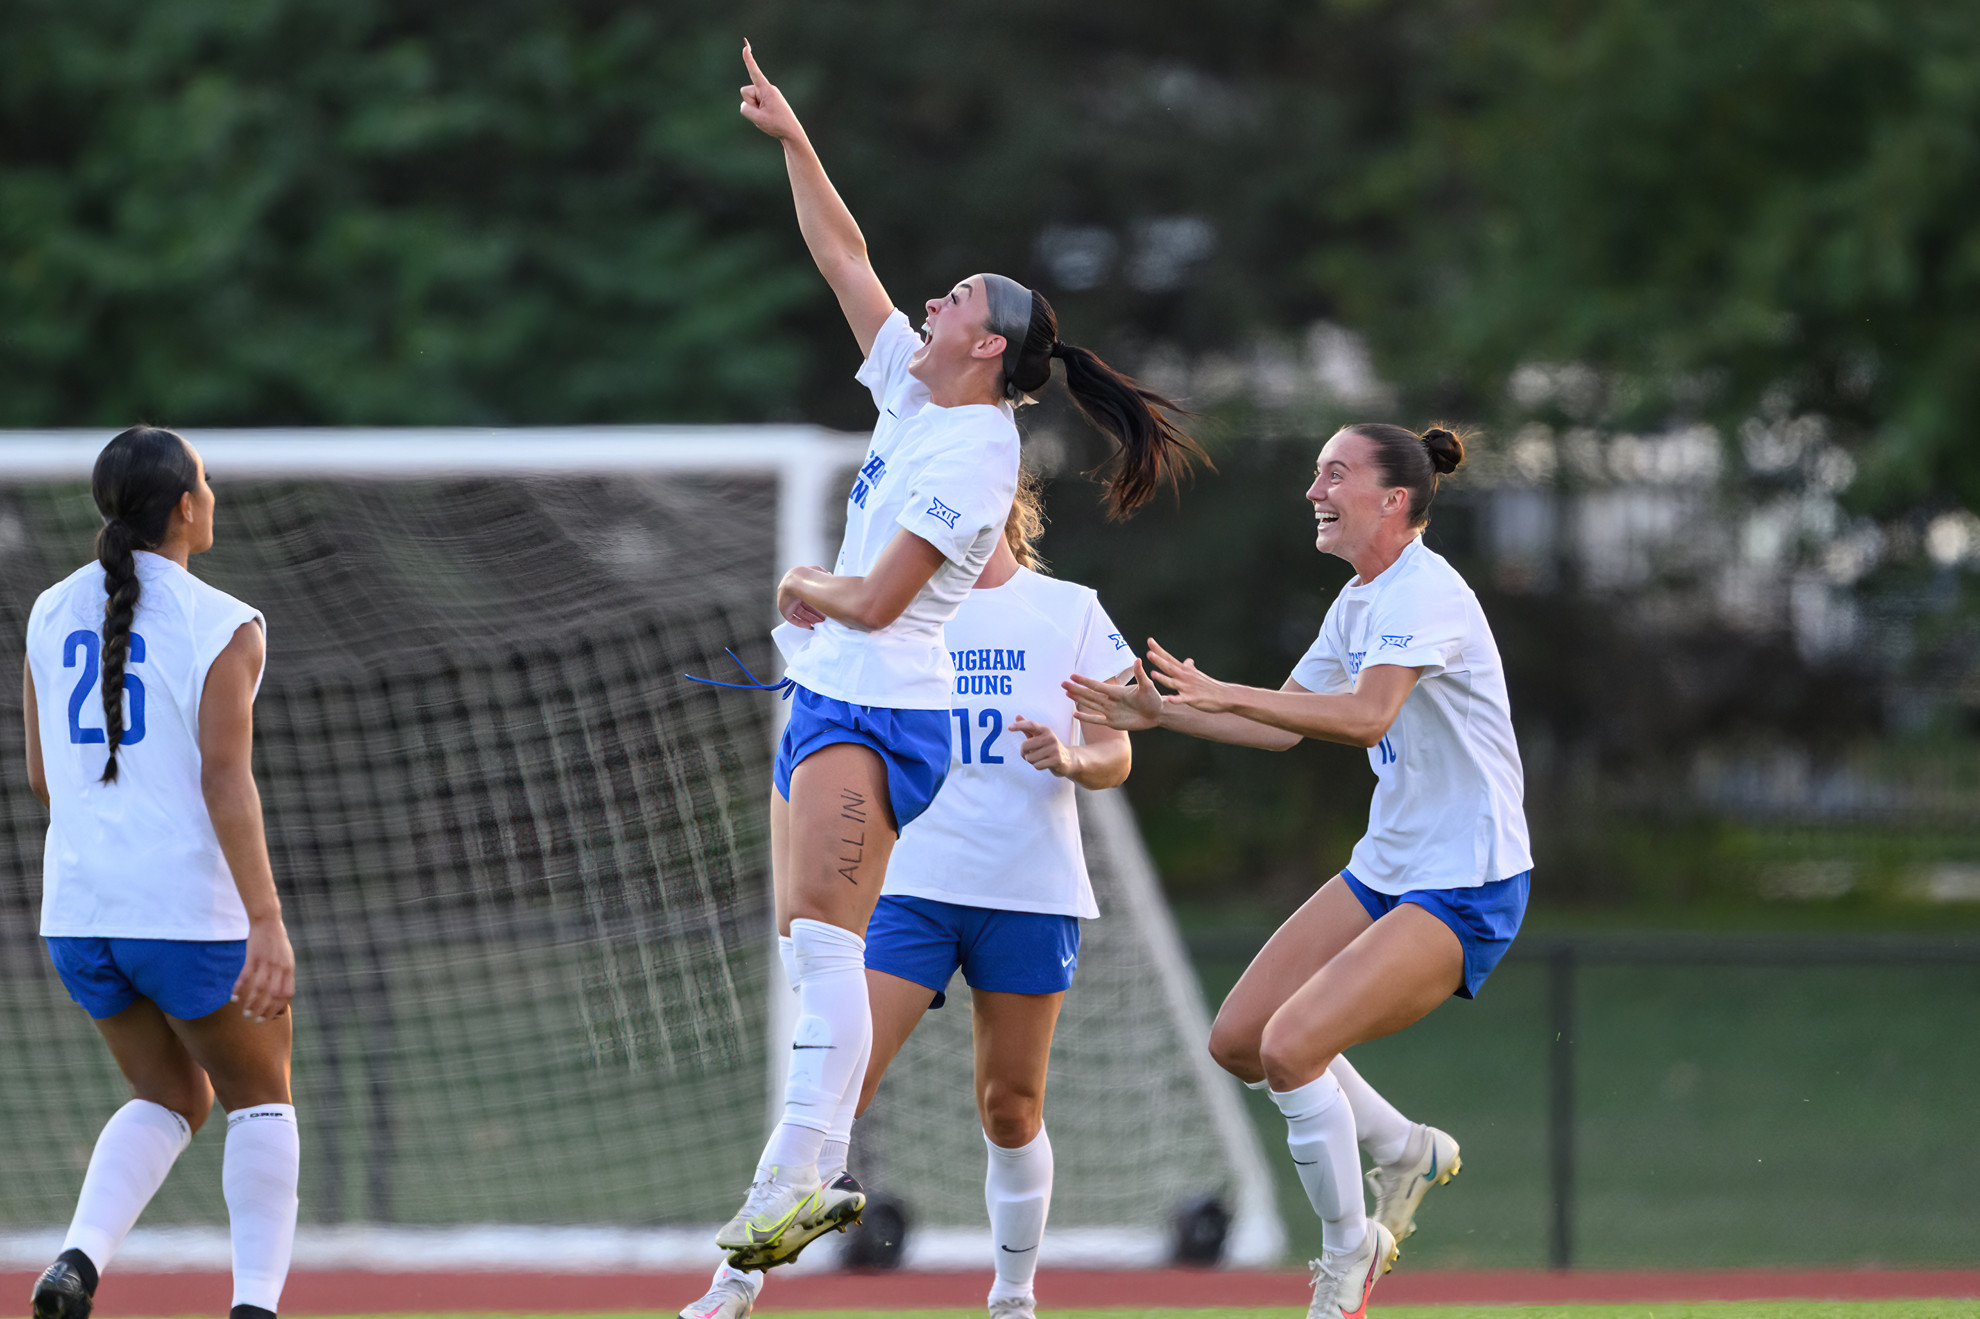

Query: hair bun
1421,426,1465,475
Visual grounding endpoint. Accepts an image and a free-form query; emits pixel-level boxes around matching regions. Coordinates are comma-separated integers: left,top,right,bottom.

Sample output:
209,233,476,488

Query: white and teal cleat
1366,1123,1461,1244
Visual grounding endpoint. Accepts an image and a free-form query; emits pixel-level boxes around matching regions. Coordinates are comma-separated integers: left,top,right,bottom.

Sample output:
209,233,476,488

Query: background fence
1189,926,1980,1269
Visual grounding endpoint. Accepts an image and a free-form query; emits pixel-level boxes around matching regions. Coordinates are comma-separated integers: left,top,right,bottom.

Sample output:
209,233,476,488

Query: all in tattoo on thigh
836,788,867,885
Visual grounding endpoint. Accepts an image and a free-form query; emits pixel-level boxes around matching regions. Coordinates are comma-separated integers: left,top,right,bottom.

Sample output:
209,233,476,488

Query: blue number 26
64,629,147,746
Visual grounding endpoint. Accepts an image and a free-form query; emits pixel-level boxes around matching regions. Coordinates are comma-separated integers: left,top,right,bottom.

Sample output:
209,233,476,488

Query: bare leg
971,990,1063,1149
753,743,900,1186
972,990,1065,1305
855,969,938,1116
94,999,215,1131
1258,904,1462,1090
785,742,898,934
1207,877,1371,1084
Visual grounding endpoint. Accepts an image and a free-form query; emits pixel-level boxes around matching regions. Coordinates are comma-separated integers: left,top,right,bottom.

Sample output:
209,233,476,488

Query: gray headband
980,273,1035,394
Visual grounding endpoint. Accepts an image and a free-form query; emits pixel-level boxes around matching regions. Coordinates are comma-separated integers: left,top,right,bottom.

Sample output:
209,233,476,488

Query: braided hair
90,427,198,784
982,276,1207,520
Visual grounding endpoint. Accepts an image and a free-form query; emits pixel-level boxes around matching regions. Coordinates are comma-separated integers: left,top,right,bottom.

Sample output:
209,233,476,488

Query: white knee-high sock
1329,1055,1413,1166
756,918,871,1184
1270,1073,1367,1256
751,934,805,1185
223,1104,299,1312
985,1127,1053,1303
62,1099,192,1271
819,1016,871,1185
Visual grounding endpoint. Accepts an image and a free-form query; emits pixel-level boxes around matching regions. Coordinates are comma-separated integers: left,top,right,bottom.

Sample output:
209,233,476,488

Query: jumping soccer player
1068,424,1527,1319
686,477,1133,1319
23,427,299,1319
700,40,1202,1295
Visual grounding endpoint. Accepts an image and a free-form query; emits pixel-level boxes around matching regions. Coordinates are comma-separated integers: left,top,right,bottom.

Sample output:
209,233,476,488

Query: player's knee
1257,1016,1323,1091
138,1073,213,1134
1206,1014,1262,1082
979,1082,1043,1147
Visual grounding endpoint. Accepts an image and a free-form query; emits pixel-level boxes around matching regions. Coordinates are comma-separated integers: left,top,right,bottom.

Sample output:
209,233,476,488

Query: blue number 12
951,706,1006,765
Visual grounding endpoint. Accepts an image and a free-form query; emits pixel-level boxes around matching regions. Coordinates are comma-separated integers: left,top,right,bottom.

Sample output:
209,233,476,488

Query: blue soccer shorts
1340,869,1531,999
46,937,247,1021
865,894,1081,1009
774,685,951,831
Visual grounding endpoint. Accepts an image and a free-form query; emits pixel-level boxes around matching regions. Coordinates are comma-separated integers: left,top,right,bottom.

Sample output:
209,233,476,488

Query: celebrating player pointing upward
702,43,1203,1292
1069,424,1530,1319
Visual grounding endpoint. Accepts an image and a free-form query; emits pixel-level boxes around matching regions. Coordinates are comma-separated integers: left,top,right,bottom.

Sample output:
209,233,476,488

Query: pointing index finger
742,41,770,91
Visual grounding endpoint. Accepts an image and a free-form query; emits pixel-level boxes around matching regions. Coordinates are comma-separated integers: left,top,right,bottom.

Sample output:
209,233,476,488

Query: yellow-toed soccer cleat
723,1170,866,1272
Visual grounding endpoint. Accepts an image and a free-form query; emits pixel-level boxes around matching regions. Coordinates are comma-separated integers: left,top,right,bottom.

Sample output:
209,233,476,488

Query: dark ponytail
90,426,198,784
1346,421,1469,530
983,277,1208,519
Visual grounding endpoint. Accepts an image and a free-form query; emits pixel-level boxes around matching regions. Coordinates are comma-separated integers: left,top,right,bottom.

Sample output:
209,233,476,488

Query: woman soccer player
1068,424,1529,1319
710,42,1202,1279
22,427,299,1319
685,478,1134,1319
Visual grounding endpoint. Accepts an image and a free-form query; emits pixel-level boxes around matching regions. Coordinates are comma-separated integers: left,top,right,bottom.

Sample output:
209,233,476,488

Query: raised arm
740,43,894,356
198,621,293,1022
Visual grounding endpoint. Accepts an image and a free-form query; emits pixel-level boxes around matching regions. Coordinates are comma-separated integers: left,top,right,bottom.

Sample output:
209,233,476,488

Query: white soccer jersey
1291,536,1531,895
779,309,1022,710
884,567,1132,919
28,552,265,940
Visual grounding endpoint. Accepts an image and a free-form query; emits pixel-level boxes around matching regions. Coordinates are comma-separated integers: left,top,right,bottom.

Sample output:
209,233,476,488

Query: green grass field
279,1305,1980,1319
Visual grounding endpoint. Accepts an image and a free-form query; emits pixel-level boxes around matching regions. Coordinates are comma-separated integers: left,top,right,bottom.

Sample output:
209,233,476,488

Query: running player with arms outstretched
696,41,1202,1302
1069,424,1528,1319
24,427,298,1319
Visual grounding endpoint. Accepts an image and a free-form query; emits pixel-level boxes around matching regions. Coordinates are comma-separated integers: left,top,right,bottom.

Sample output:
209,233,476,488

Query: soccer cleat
1366,1123,1461,1244
722,1170,865,1272
988,1296,1037,1319
677,1273,758,1319
1306,1221,1398,1319
30,1254,94,1319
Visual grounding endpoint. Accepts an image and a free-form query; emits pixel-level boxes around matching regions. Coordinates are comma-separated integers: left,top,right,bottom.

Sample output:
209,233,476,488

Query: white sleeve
894,421,1020,567
1289,614,1350,693
854,310,921,412
193,592,266,700
1359,581,1469,678
1077,595,1134,680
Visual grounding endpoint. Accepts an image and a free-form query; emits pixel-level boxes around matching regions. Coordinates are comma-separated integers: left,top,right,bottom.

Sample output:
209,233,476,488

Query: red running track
6,1267,1978,1313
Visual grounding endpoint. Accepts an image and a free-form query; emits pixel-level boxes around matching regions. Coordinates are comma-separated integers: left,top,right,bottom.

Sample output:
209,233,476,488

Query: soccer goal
0,427,1284,1273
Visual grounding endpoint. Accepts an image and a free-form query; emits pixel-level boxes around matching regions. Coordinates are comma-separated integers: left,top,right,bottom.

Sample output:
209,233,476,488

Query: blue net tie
685,649,794,699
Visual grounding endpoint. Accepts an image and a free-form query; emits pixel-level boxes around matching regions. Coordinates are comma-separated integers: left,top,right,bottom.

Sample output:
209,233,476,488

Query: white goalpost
0,427,1284,1274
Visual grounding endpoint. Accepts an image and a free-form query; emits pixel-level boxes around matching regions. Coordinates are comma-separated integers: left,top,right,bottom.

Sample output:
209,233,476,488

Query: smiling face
908,275,1007,398
1305,428,1411,566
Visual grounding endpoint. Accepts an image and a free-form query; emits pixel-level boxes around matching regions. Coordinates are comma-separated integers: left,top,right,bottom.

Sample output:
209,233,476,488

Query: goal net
0,428,1283,1273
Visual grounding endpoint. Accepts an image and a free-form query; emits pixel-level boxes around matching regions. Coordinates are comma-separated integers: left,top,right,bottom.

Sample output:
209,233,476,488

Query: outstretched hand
1143,638,1234,712
1064,657,1162,731
739,41,804,142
